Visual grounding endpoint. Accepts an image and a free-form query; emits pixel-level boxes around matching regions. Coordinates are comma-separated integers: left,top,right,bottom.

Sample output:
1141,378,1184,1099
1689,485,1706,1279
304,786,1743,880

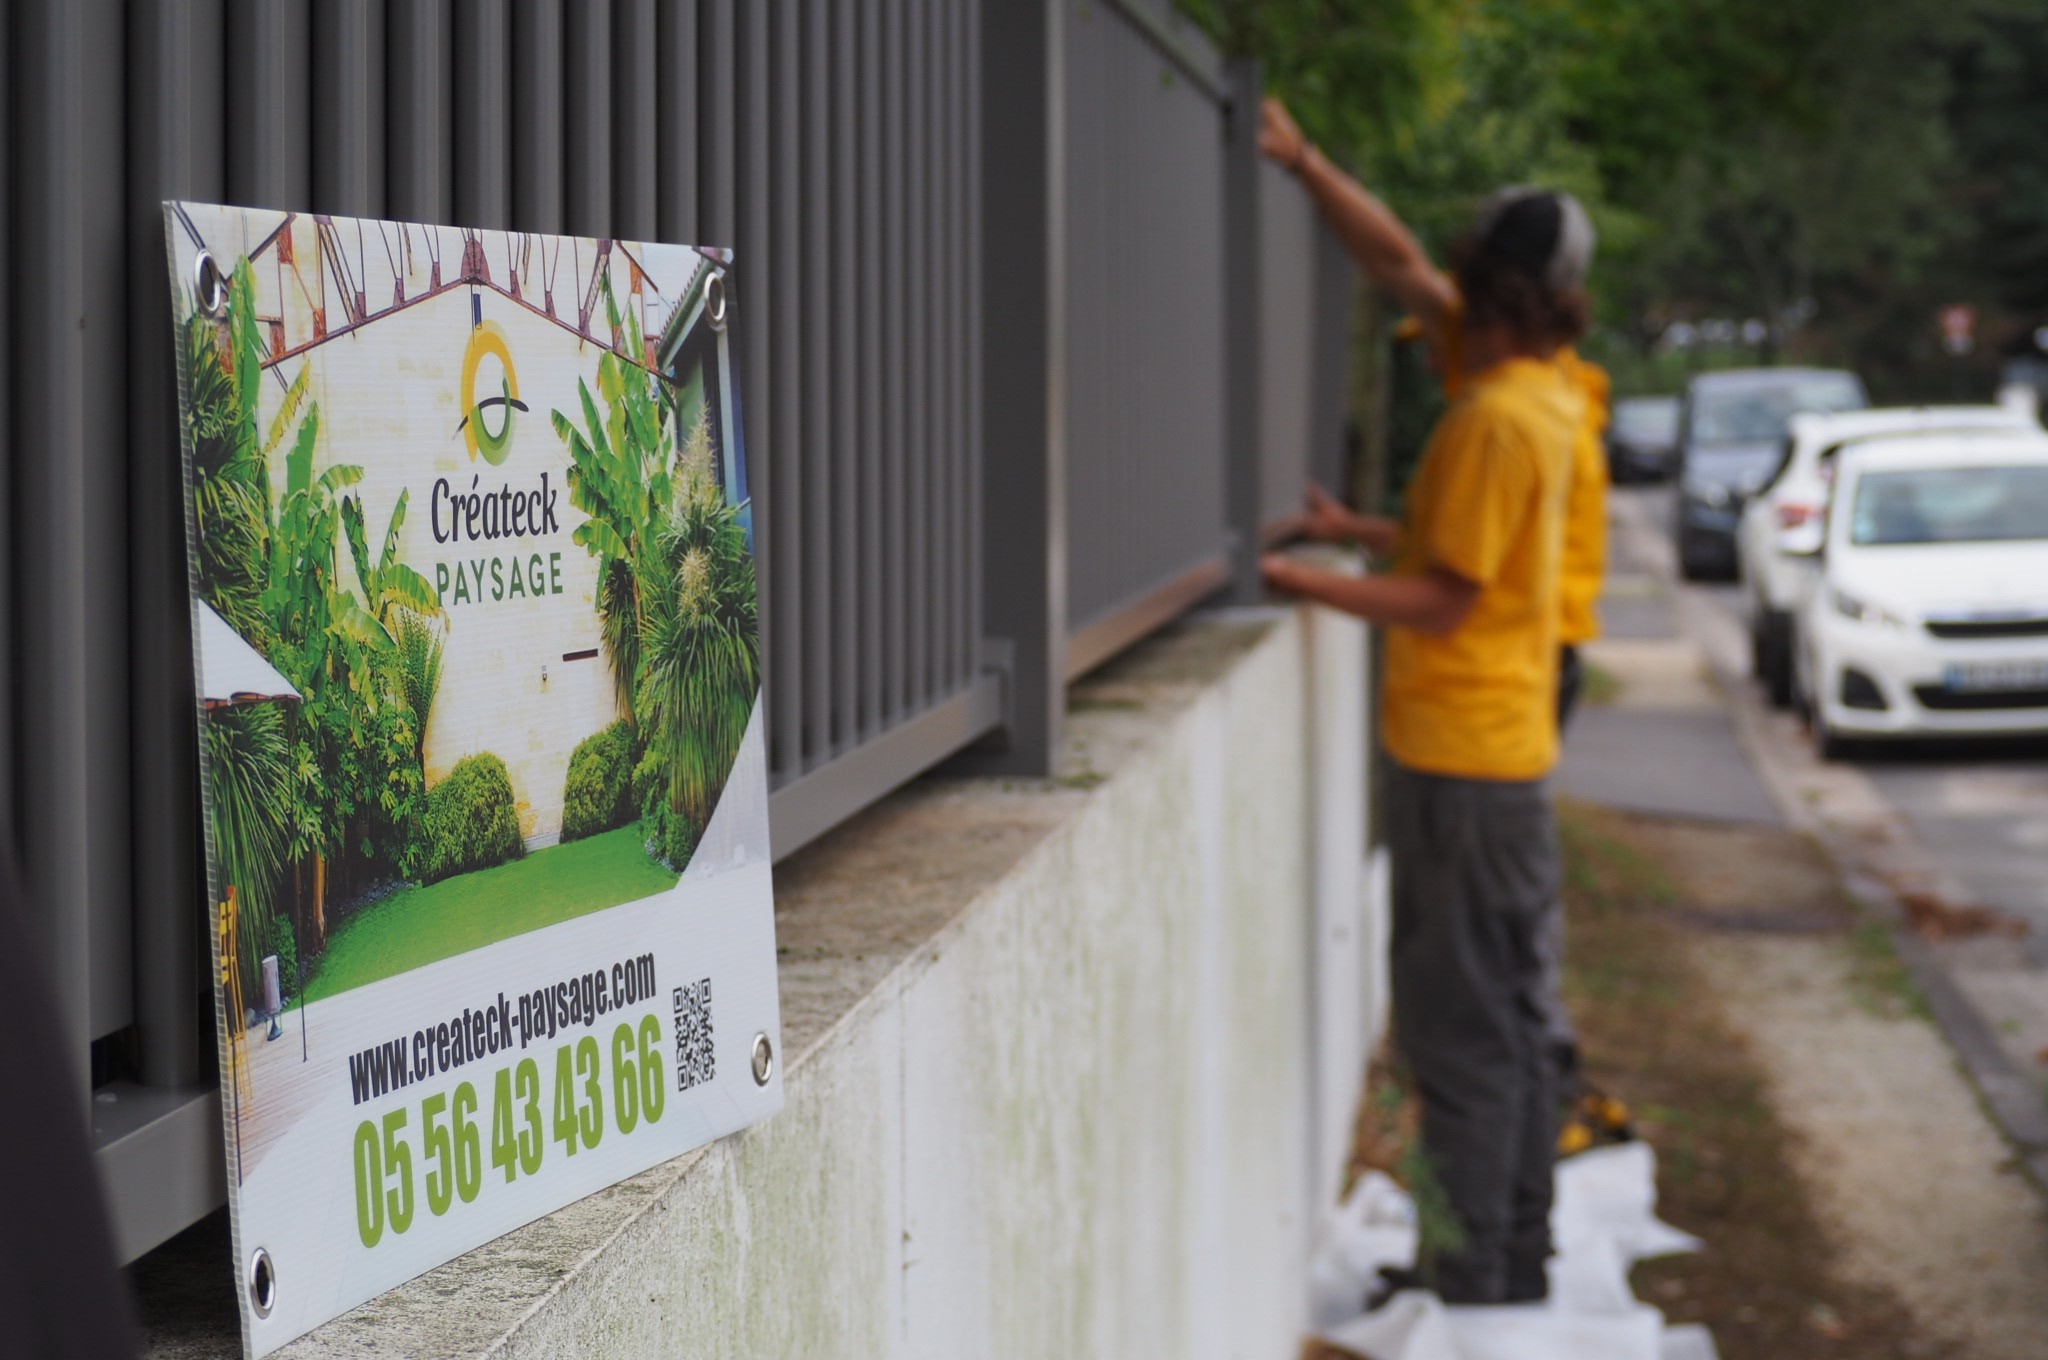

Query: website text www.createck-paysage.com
346,954,659,1106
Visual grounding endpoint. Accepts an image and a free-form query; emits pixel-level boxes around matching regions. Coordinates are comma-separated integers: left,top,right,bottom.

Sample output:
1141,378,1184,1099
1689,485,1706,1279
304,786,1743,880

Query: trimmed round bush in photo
420,753,524,883
560,720,637,842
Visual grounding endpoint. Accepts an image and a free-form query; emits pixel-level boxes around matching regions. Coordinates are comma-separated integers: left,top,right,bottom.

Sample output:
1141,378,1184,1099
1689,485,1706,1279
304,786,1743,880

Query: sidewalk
1544,493,2048,1358
1597,490,2048,1191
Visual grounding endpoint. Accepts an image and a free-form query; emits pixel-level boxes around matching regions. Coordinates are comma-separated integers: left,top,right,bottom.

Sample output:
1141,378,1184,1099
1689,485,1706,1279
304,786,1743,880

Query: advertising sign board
166,203,782,1356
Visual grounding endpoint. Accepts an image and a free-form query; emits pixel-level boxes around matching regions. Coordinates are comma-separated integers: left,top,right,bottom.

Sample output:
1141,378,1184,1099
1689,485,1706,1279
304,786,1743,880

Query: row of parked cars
1612,367,2048,757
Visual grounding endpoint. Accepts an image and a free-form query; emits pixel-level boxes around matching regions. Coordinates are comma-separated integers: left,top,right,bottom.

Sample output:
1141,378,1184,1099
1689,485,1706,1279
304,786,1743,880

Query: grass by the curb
304,825,679,1001
1581,658,1625,707
1558,803,1945,1360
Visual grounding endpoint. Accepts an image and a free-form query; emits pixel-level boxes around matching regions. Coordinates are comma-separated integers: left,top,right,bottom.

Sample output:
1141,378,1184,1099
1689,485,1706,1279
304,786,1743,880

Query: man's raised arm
1259,97,1457,326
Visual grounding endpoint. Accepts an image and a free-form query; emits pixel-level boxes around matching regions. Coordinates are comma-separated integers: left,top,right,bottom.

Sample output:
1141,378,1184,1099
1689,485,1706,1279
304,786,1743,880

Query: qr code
673,978,714,1092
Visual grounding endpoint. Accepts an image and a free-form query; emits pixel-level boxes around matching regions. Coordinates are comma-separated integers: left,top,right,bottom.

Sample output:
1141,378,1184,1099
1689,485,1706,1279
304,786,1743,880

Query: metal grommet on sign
751,1033,774,1086
195,250,228,318
705,273,729,332
249,1247,277,1319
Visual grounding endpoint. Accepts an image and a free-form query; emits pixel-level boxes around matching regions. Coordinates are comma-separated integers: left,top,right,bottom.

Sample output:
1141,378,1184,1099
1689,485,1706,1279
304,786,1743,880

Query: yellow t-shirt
1416,308,1608,649
1381,357,1581,781
1555,349,1611,646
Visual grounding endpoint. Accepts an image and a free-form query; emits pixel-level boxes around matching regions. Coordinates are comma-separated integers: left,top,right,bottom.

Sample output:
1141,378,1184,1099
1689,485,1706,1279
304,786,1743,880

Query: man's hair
1450,235,1591,354
1450,186,1594,353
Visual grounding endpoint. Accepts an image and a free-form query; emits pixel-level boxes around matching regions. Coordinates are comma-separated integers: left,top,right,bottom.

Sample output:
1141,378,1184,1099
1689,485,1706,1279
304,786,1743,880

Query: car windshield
1691,376,1864,444
1612,398,1678,442
1849,465,2048,546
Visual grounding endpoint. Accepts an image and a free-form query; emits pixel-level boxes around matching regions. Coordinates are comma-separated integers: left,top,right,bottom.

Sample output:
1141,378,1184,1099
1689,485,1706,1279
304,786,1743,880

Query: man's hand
1260,97,1309,173
1303,483,1355,543
1261,553,1302,595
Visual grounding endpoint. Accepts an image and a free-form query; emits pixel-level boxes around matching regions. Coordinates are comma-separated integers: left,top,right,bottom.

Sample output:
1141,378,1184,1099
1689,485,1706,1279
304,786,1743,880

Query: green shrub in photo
634,746,698,871
561,720,638,842
420,753,525,883
272,916,300,997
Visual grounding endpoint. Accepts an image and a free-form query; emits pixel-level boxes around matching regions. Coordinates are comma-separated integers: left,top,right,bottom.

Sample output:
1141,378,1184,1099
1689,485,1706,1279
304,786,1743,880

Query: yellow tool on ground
1558,1083,1635,1157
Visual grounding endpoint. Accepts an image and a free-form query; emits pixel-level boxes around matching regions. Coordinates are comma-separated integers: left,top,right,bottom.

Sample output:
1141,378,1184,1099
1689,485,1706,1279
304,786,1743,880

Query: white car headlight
1830,587,1909,630
1687,480,1730,508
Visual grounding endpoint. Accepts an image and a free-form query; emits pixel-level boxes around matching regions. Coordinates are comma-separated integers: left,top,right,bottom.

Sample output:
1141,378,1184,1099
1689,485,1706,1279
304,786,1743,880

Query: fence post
973,0,1065,774
1222,56,1264,602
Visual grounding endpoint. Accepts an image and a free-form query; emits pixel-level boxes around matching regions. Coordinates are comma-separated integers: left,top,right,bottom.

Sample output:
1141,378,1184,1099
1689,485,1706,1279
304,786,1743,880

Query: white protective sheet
1313,1143,1716,1360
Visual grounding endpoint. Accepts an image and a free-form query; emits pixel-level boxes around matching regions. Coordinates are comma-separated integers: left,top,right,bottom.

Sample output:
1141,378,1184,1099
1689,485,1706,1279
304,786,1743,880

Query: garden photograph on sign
166,202,782,1358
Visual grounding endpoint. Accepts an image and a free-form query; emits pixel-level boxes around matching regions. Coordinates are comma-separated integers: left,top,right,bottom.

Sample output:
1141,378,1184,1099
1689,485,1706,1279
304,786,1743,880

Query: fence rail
1,0,1352,1264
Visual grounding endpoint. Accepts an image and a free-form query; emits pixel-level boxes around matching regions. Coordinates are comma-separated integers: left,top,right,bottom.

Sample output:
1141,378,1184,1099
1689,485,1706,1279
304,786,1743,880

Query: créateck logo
457,320,527,465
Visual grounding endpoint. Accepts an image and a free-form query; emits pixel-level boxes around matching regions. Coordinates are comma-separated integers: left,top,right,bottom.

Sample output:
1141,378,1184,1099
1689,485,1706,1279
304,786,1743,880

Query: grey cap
1472,187,1595,292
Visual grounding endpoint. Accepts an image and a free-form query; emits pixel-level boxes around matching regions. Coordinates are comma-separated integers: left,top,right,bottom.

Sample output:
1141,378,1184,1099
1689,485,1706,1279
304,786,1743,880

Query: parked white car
1738,406,2040,706
1793,436,2048,757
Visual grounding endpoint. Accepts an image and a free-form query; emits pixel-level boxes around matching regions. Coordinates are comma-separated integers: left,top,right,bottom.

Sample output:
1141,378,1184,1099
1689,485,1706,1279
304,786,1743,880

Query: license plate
1944,661,2048,692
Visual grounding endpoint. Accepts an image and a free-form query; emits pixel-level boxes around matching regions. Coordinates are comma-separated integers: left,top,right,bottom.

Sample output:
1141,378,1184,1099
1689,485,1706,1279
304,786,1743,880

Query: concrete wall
267,603,1380,1360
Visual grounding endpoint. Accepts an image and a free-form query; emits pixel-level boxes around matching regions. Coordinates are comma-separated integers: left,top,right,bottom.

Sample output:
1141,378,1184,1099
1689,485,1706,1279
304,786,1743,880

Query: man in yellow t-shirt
1259,98,1592,1308
1404,315,1611,731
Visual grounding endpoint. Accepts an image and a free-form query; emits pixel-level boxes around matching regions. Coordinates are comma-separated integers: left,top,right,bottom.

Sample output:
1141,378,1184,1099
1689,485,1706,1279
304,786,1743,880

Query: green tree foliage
556,274,761,872
1191,0,2029,405
551,277,676,726
202,703,290,994
183,258,445,974
636,401,761,849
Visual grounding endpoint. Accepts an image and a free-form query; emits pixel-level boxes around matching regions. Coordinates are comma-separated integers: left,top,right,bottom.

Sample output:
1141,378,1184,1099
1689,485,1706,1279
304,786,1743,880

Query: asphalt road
1627,484,2048,943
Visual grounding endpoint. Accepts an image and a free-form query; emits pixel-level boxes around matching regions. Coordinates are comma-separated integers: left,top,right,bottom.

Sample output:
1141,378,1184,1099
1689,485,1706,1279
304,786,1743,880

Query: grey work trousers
1385,757,1563,1304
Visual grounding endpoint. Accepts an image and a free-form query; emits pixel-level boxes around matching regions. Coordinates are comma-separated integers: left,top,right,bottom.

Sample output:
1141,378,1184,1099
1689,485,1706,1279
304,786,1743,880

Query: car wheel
1761,612,1795,709
1814,710,1859,763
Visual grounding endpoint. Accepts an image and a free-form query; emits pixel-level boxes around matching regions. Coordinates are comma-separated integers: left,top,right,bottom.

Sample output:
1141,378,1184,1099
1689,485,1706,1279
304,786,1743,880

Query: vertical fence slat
612,0,656,240
453,0,511,228
883,0,907,724
931,0,954,697
951,0,970,691
858,0,885,739
770,3,805,769
0,4,12,869
387,0,453,223
511,0,564,234
737,0,779,776
314,0,388,218
655,0,698,243
229,0,312,207
964,0,984,680
831,0,859,748
128,0,226,1090
801,0,832,758
798,0,831,753
564,0,612,239
14,0,135,1082
700,0,735,246
906,0,932,712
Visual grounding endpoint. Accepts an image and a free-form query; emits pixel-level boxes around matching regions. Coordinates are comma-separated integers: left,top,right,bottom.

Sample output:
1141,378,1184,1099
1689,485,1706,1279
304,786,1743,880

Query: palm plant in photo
203,701,291,1007
636,402,760,848
551,272,675,726
555,271,760,868
393,610,446,770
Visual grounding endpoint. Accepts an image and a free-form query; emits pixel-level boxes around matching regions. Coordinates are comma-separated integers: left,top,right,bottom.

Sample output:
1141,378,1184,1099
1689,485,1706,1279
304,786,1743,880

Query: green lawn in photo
303,825,678,1002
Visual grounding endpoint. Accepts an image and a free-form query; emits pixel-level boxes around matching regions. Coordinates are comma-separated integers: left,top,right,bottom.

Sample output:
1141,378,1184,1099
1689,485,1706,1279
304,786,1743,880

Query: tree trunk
310,854,328,950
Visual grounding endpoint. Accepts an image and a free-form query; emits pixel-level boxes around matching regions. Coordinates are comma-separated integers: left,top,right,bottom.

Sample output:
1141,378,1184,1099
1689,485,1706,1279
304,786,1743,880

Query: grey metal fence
1061,3,1231,679
2,0,1350,1265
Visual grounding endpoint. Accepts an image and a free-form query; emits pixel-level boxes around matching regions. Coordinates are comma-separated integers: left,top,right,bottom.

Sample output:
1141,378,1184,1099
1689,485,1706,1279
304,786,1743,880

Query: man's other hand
1260,97,1308,172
